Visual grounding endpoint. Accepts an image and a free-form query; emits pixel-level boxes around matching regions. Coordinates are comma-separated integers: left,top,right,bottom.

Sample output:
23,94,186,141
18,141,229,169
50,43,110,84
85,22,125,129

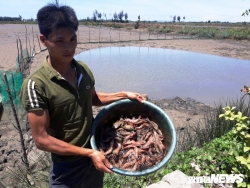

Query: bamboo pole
28,37,31,59
32,46,35,57
11,73,16,99
3,73,29,169
16,39,20,72
32,25,35,54
18,38,23,72
89,26,90,43
25,25,27,50
36,34,41,50
139,29,141,41
109,28,111,42
99,26,100,43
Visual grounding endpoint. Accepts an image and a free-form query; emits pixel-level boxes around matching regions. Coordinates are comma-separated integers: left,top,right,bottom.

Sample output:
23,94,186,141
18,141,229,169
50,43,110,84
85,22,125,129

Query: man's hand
92,87,147,106
125,92,145,103
89,150,113,173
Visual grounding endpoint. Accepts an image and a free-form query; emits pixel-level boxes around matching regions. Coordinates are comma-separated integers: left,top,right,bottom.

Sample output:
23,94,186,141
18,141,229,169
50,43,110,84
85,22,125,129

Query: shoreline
0,24,250,72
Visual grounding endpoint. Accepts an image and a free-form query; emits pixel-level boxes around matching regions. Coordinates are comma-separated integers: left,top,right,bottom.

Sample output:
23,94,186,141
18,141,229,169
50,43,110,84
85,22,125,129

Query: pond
74,46,250,105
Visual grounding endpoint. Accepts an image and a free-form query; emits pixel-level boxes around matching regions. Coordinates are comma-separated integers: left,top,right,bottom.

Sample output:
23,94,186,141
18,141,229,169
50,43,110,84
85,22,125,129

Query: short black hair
37,0,79,38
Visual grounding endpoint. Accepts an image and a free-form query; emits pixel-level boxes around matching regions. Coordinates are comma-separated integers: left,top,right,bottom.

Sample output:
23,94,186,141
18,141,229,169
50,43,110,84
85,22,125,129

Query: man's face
41,27,77,64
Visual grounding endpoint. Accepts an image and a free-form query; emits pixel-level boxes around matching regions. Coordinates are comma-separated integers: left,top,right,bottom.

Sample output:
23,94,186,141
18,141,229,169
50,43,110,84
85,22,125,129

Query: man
20,1,145,187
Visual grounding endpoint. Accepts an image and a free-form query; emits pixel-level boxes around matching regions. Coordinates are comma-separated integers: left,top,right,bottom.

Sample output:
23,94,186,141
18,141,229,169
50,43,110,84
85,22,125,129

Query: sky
0,0,250,23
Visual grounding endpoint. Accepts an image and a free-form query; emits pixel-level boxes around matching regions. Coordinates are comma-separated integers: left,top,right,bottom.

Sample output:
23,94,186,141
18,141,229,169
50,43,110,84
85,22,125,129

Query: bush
219,106,250,187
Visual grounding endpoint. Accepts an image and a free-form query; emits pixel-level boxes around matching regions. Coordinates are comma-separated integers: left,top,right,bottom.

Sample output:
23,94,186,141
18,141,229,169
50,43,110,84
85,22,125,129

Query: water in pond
74,47,250,105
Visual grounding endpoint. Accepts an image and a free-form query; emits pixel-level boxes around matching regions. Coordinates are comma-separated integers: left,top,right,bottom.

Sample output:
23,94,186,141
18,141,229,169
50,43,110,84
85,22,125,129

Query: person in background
20,1,145,187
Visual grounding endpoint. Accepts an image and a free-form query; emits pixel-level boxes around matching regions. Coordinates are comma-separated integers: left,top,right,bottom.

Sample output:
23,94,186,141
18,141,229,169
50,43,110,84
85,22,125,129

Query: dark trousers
49,156,104,188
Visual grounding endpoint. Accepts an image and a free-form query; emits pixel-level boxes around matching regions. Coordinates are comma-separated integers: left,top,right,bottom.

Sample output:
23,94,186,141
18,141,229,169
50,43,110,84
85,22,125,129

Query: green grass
148,25,250,40
1,20,249,40
79,20,250,40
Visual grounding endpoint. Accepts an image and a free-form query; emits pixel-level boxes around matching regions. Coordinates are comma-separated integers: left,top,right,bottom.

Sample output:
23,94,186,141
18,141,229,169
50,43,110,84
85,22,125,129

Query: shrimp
123,149,135,158
123,132,136,142
123,124,134,131
124,115,141,124
121,158,136,169
113,142,122,156
104,139,114,155
142,136,154,149
99,115,166,171
113,120,124,129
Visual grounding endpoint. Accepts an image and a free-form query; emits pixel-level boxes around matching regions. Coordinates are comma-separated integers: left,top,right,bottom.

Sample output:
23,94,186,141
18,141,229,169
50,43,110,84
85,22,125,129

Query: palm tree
177,16,181,22
104,13,107,21
113,12,118,22
118,11,124,22
173,15,176,22
93,11,97,22
125,12,128,22
98,13,102,20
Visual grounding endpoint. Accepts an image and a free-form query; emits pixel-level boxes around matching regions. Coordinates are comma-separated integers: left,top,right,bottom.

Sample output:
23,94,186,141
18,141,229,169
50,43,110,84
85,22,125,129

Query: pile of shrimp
98,115,166,171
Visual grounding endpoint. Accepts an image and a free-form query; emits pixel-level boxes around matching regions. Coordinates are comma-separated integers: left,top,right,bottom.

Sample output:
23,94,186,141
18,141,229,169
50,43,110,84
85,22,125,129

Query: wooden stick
28,37,31,60
109,28,111,42
32,25,35,54
11,73,16,99
89,26,90,43
36,34,41,50
139,29,141,40
16,39,20,71
18,38,23,72
3,73,29,169
25,25,27,50
99,26,100,43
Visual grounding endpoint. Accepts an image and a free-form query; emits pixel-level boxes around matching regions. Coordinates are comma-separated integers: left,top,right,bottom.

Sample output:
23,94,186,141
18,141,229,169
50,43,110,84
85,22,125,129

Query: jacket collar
43,57,79,80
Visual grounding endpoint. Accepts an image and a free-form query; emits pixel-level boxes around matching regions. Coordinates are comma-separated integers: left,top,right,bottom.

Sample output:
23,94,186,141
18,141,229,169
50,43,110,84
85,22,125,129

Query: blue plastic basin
90,99,176,176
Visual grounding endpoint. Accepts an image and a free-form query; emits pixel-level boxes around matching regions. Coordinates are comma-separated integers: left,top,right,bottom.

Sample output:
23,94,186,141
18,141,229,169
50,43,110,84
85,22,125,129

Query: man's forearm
35,133,93,157
92,91,128,106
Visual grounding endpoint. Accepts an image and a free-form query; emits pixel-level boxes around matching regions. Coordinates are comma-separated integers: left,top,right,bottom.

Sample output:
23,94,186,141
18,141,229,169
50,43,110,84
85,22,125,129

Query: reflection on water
74,46,250,105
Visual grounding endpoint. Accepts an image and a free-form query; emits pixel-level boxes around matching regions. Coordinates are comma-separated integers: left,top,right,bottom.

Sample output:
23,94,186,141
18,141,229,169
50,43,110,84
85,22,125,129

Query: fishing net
0,71,28,130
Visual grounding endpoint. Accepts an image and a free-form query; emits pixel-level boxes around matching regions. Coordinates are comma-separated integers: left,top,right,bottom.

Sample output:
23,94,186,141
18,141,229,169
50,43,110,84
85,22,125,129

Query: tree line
171,15,185,22
86,10,129,22
0,15,22,21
